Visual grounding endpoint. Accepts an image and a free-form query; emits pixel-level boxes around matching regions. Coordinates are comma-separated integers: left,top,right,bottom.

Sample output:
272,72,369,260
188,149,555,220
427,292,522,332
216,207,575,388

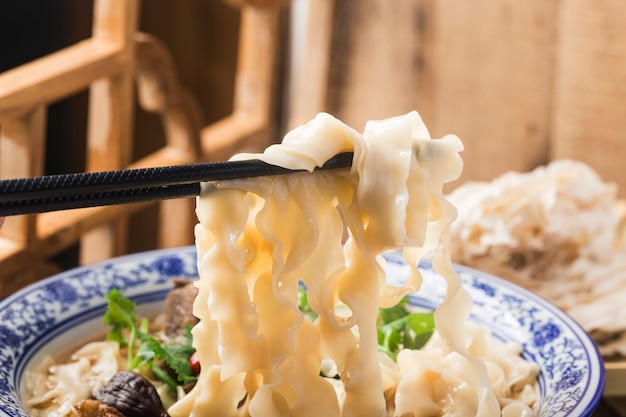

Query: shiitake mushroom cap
94,371,169,417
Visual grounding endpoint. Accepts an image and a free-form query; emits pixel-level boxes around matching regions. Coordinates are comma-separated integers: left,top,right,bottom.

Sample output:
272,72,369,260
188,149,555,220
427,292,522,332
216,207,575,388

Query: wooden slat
325,0,435,128
232,6,278,121
0,0,280,294
134,32,203,248
201,5,281,156
285,0,335,130
323,0,558,188
79,74,138,264
0,107,46,244
92,0,138,45
201,113,273,160
0,107,48,296
35,147,195,258
0,107,46,179
428,0,559,185
0,40,124,121
551,0,626,198
135,33,202,156
80,0,139,264
0,144,195,287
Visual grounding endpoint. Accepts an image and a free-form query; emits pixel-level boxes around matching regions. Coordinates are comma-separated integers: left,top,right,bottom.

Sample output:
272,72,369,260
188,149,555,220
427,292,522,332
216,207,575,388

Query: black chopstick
0,183,202,216
0,152,353,216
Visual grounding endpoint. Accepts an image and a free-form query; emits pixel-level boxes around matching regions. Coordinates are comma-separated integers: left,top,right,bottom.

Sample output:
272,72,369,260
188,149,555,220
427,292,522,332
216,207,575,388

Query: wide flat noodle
169,111,534,417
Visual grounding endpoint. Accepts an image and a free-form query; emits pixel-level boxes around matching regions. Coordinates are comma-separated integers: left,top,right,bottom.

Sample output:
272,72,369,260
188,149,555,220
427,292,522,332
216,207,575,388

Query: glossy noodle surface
169,112,538,417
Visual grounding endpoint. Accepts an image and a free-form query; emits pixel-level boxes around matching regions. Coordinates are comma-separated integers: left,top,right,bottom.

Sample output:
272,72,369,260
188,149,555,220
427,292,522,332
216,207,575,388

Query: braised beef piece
75,399,125,417
164,278,199,338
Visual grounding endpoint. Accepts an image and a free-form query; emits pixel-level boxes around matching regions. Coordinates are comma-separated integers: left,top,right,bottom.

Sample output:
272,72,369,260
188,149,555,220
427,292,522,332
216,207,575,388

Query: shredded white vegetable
25,342,124,417
448,159,626,356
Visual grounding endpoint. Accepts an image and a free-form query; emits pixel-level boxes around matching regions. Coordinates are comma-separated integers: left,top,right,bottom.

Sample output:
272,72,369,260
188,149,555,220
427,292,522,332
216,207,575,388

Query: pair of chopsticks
0,152,353,216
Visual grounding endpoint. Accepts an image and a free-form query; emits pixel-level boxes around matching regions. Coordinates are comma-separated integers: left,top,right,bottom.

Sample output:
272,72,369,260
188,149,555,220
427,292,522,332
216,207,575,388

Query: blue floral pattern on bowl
383,250,604,416
0,247,198,417
0,247,604,416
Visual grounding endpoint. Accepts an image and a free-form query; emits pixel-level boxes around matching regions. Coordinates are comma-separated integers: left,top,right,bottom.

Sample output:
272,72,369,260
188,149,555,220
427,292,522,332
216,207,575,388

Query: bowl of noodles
0,246,605,417
0,111,607,416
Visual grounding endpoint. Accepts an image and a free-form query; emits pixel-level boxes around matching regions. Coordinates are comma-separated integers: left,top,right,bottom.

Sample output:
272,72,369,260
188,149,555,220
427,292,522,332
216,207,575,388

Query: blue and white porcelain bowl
0,247,604,416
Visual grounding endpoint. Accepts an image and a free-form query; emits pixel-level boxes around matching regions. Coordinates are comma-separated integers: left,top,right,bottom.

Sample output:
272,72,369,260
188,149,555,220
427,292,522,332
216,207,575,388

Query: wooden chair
0,0,283,298
3,0,625,300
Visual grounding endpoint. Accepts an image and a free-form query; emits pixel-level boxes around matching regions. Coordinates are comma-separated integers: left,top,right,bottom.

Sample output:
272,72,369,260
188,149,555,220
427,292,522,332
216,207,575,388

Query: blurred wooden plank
134,33,203,248
80,0,139,264
551,0,626,198
0,260,61,299
93,0,138,46
201,5,282,157
324,0,558,187
428,0,559,185
139,0,240,125
326,0,434,129
286,0,335,130
0,0,260,288
27,147,193,262
79,72,136,264
0,40,123,121
0,107,46,244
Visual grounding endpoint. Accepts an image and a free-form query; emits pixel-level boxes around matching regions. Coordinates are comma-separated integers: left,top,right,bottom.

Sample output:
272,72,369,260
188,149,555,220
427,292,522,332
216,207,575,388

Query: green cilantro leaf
405,312,435,349
296,290,435,362
377,296,410,325
133,336,198,393
103,288,137,341
103,289,198,394
103,288,147,366
376,298,435,360
298,286,318,321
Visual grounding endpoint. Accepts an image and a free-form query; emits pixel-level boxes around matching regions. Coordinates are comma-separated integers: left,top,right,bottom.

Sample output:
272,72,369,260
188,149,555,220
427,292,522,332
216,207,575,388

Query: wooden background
3,0,623,196
313,0,626,194
1,0,625,289
0,0,241,261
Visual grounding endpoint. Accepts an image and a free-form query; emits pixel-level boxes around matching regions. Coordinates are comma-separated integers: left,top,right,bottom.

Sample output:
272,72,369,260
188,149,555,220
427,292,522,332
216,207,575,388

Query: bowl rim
0,246,606,417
